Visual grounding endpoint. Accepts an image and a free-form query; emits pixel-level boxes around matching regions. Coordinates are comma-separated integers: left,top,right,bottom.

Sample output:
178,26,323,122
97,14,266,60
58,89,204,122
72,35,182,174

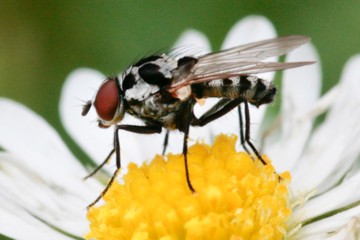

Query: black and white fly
82,35,314,208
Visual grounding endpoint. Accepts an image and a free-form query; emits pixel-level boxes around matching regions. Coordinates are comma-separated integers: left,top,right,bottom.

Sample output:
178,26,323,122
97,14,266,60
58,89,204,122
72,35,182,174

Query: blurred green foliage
0,1,359,238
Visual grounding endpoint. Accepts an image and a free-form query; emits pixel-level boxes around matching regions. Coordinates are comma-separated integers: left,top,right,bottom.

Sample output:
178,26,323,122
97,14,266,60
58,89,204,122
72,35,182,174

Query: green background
1,1,360,238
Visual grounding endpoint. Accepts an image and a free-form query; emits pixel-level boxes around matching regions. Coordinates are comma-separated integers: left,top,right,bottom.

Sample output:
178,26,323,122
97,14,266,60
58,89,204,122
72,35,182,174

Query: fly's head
248,79,277,108
82,76,125,128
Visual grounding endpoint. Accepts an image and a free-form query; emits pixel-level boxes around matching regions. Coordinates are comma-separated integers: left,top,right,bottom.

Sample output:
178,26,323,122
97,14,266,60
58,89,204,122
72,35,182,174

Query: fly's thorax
119,54,177,102
120,54,198,103
92,77,126,128
115,54,198,129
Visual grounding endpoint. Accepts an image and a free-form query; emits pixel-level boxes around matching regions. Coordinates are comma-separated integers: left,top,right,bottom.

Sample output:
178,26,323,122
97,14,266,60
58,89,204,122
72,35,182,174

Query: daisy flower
0,15,360,239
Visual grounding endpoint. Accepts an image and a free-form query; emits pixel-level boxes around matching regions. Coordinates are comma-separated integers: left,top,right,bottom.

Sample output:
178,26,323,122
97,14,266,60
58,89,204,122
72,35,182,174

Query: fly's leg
87,124,162,209
183,99,196,192
175,99,197,192
243,101,267,165
190,98,266,165
162,130,169,155
243,102,280,181
83,149,115,180
183,128,195,193
191,98,244,127
237,105,250,154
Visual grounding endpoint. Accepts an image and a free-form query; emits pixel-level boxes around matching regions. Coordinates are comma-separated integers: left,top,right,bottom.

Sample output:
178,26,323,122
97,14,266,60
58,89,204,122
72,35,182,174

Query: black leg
179,98,261,193
162,130,169,155
114,125,121,169
243,101,267,165
238,105,250,154
87,167,121,210
87,124,162,209
190,98,266,166
182,99,195,192
191,98,244,127
116,124,162,134
83,149,115,180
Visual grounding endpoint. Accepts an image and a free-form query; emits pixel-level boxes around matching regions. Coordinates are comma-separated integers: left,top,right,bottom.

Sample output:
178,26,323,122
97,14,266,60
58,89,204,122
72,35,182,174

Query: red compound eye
94,78,119,122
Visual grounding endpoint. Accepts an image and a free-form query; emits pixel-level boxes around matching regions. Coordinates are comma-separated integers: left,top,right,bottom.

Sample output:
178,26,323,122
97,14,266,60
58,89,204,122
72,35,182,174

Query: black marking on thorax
138,63,172,87
122,73,136,92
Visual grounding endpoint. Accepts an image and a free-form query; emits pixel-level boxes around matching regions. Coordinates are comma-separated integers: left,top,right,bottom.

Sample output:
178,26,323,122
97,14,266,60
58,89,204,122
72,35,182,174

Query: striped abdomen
191,75,276,107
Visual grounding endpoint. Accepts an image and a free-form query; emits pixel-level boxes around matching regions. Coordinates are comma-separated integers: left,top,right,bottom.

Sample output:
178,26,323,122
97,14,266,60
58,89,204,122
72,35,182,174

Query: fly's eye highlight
94,77,119,121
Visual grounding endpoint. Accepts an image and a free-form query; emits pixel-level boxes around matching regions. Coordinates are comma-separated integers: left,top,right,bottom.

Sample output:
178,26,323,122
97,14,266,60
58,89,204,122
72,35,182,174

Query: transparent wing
170,35,314,89
179,61,314,87
199,35,310,63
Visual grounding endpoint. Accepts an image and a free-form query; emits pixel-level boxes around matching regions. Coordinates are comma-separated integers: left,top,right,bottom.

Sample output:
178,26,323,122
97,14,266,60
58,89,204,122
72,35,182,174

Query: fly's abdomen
191,75,276,107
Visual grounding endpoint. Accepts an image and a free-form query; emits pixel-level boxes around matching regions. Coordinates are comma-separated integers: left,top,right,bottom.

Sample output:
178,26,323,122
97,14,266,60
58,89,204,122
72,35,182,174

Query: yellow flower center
86,135,291,240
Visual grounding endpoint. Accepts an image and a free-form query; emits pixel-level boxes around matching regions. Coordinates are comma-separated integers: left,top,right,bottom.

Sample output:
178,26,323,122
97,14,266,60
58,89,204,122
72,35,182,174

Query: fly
82,35,314,209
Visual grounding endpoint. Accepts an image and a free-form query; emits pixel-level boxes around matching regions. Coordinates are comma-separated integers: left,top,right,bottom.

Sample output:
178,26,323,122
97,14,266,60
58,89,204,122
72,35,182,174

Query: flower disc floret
86,135,291,240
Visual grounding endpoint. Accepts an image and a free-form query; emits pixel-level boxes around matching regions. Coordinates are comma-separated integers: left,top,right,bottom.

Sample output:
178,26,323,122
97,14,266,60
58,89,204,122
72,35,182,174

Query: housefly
82,35,314,208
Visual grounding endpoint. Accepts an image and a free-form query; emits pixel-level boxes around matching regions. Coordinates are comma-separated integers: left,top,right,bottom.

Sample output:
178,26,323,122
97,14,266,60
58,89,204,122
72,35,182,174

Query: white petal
293,170,360,223
59,68,115,165
121,124,167,163
0,153,90,237
283,42,322,117
291,55,360,195
325,218,360,240
0,98,100,192
294,205,360,240
266,43,321,171
0,98,102,232
298,84,341,122
326,55,360,121
0,204,73,240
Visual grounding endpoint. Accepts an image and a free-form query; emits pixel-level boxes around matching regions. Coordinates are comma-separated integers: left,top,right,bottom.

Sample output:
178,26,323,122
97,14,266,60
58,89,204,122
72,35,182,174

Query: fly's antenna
82,100,92,116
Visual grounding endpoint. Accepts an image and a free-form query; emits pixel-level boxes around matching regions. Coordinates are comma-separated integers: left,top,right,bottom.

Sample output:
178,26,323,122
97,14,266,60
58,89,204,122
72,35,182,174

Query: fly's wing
170,35,315,90
198,35,310,64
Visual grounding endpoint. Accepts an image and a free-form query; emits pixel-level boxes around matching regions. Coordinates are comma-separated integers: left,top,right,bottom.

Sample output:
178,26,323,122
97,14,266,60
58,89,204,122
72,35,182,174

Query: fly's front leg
83,149,115,180
87,124,162,209
84,125,162,179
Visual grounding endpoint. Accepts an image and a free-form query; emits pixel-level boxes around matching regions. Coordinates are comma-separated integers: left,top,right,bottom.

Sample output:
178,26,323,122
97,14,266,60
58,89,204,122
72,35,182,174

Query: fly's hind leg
237,105,250,154
191,98,266,165
191,98,244,127
242,101,267,165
